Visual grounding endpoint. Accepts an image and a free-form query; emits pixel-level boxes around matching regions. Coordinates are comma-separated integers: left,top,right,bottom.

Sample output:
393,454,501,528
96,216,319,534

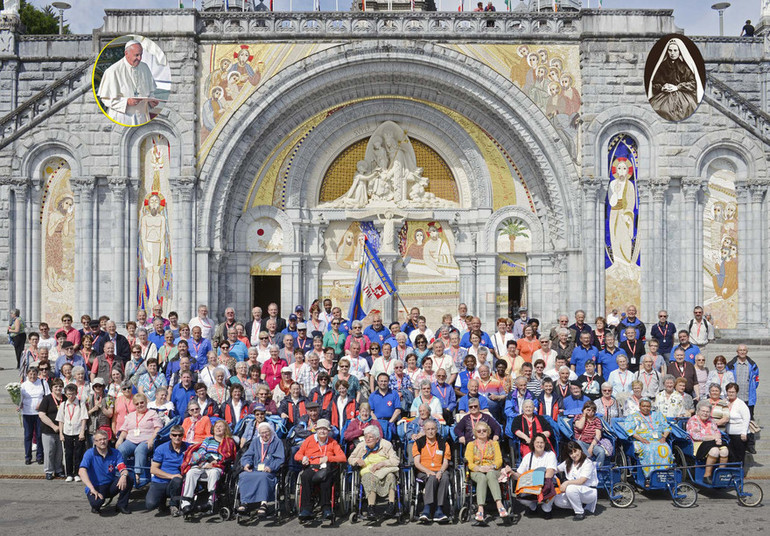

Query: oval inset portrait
643,34,706,122
92,35,171,127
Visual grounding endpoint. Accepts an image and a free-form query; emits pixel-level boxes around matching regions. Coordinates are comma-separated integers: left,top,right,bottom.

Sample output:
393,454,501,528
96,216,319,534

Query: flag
362,0,366,11
347,239,397,322
458,0,463,11
505,0,510,11
553,0,557,12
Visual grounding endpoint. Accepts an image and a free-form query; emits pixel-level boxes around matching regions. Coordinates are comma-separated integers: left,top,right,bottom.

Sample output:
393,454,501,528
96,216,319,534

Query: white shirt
557,459,598,487
20,379,45,415
431,354,458,377
608,369,634,396
726,397,751,436
492,332,514,357
199,365,230,388
688,318,714,346
56,399,89,435
453,315,469,333
517,450,558,474
346,355,371,380
148,400,175,426
409,328,435,345
97,57,157,125
38,336,57,352
189,316,216,340
532,349,558,373
546,369,578,382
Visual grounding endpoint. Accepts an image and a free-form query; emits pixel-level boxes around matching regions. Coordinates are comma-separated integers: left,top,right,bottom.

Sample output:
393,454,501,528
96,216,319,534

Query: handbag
749,420,761,434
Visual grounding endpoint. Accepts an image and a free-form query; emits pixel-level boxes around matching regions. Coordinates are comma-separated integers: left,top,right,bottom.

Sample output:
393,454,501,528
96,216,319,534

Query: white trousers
181,467,222,503
552,485,597,515
518,497,553,513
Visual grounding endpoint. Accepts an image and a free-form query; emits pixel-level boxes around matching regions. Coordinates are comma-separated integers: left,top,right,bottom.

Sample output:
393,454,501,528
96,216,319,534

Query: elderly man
294,418,345,522
667,348,699,398
412,418,451,523
670,330,700,365
687,306,714,347
213,307,237,348
90,341,124,382
260,302,286,333
97,40,158,125
453,396,501,444
245,307,263,347
188,305,215,340
55,341,85,378
364,313,389,346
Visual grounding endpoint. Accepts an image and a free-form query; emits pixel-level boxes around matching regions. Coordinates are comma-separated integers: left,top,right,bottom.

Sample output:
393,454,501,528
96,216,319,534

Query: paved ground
0,478,766,536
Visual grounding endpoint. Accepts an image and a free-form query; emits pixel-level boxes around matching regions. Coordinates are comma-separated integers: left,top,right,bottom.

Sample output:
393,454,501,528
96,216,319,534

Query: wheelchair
232,465,287,524
182,464,236,522
348,465,407,523
291,463,345,525
407,463,456,524
505,415,560,468
455,457,514,525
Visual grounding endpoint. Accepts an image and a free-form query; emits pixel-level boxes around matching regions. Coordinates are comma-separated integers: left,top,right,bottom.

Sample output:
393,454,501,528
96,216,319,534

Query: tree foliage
1,1,71,35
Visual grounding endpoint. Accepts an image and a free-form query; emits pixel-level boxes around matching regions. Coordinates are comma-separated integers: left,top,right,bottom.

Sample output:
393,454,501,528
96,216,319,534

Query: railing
196,10,583,38
705,74,770,146
0,58,94,149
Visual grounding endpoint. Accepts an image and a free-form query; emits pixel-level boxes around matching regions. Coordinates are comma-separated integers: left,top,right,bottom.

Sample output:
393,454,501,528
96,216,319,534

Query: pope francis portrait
97,40,160,126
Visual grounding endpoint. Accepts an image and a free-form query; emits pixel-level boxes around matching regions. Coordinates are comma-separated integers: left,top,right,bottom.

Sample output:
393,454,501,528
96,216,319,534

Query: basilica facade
0,6,768,334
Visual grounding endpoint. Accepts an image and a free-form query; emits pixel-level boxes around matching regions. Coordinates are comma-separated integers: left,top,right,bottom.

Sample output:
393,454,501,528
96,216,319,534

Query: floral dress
623,411,672,476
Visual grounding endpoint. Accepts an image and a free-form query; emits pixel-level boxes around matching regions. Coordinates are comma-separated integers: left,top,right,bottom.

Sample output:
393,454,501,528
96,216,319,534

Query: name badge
652,432,659,439
436,450,443,455
133,429,141,437
430,462,436,467
257,464,266,471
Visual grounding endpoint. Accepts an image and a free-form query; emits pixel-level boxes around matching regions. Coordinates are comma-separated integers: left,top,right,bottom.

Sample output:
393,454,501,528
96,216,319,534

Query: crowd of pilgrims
15,300,759,521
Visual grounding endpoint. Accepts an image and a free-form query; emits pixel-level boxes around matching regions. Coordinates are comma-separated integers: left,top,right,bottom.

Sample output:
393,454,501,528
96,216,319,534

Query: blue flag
347,238,397,322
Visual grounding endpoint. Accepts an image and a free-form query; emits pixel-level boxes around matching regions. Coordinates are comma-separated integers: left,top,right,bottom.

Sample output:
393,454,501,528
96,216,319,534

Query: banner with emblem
347,237,397,322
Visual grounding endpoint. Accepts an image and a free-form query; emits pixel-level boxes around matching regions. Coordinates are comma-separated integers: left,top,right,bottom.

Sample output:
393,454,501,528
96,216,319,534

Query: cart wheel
738,482,763,507
614,448,628,482
218,507,231,521
673,446,688,482
610,482,635,508
673,483,698,508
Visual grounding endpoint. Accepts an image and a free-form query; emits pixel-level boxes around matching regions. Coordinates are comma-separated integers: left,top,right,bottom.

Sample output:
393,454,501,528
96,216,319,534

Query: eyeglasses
132,350,141,354
189,408,200,412
338,365,349,368
169,433,183,437
659,315,668,318
38,366,49,371
468,405,480,409
394,366,404,369
259,336,268,340
331,322,340,326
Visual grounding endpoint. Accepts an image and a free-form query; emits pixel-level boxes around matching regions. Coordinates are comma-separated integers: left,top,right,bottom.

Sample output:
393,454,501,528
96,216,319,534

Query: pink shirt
119,410,162,444
262,358,288,390
55,327,81,347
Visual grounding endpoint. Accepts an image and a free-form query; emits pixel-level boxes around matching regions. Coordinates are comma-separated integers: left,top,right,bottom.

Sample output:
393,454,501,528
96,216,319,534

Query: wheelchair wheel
673,483,698,508
218,507,231,522
738,482,763,507
458,506,470,523
610,482,635,508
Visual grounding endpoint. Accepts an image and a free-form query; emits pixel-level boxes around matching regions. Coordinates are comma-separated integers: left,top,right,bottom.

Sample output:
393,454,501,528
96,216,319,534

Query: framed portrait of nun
644,34,706,122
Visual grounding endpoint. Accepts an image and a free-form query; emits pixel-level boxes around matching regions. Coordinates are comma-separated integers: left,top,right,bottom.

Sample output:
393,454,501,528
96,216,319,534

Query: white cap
124,40,142,51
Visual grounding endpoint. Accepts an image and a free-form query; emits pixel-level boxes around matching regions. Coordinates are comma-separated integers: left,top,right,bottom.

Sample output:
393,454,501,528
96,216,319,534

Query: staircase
705,74,770,146
0,58,94,150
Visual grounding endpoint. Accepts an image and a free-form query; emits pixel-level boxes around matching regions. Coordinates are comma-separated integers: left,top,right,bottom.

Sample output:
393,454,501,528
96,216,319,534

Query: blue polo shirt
650,322,677,355
459,331,494,349
401,321,418,336
597,347,627,377
570,345,599,376
368,388,401,421
171,383,196,416
562,395,591,417
455,369,477,395
220,340,248,362
431,381,456,412
364,325,390,346
383,336,412,348
148,331,166,349
188,338,214,370
151,441,188,483
80,446,126,492
670,344,701,365
457,394,490,413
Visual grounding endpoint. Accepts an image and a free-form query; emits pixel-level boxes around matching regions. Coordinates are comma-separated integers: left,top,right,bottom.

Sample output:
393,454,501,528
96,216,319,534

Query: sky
28,0,758,36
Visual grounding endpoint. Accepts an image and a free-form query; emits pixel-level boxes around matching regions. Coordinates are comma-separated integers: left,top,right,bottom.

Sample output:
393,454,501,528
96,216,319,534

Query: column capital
681,177,702,200
649,177,670,202
175,176,196,202
579,176,604,200
107,176,129,194
735,181,752,202
70,177,94,196
6,176,29,193
749,182,768,203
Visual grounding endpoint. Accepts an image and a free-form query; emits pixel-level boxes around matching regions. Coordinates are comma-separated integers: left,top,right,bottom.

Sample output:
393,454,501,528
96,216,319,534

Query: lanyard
52,395,62,410
135,411,147,432
677,364,686,377
558,384,569,398
474,439,488,460
331,332,340,345
619,370,629,388
641,371,654,389
67,402,77,422
260,441,269,463
436,384,447,399
628,341,637,356
424,440,439,466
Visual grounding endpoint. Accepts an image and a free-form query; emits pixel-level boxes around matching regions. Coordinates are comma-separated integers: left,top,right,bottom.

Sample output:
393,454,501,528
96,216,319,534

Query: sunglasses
38,367,50,371
338,365,349,368
169,433,183,437
259,337,268,340
468,405,480,409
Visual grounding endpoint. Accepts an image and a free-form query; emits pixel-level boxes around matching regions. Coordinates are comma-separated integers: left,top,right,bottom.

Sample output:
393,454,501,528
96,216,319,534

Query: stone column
580,177,602,318
649,178,669,310
681,178,702,323
735,182,751,329
281,254,302,317
29,181,41,323
195,247,212,315
175,177,195,320
477,253,497,328
555,252,569,315
108,177,128,322
71,177,94,318
127,178,139,315
9,179,28,316
748,184,767,325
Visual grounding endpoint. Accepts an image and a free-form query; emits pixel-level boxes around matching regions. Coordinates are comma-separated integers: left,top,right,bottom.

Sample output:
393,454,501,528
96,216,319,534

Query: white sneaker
66,476,74,482
31,444,37,451
74,476,81,482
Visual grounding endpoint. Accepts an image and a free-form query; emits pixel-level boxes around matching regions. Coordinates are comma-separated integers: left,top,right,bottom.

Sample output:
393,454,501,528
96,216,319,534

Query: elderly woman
465,421,508,522
182,401,212,443
19,331,40,380
135,327,159,362
332,357,360,401
724,383,751,465
157,330,178,370
180,419,237,514
255,385,278,415
413,334,431,364
517,325,541,364
553,440,598,521
334,379,357,429
238,421,285,516
19,366,46,465
116,393,163,485
388,359,414,411
349,424,401,520
71,365,91,403
410,380,444,420
693,355,709,400
137,357,167,402
230,361,249,386
343,402,382,449
654,374,684,418
573,400,606,466
674,377,695,417
687,400,729,484
242,364,263,403
622,380,645,417
294,418,346,521
706,355,735,397
607,355,633,396
512,399,554,456
256,331,271,362
512,433,556,518
209,369,230,407
623,399,672,477
705,383,730,426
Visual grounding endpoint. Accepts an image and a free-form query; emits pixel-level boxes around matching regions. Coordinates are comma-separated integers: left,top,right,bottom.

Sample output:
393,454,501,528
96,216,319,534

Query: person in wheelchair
464,421,509,522
238,421,284,517
294,418,346,522
572,401,606,466
293,402,339,442
238,404,268,448
622,398,671,478
454,397,501,445
343,402,382,450
180,419,237,515
511,399,555,456
348,424,400,520
687,400,729,484
412,419,450,524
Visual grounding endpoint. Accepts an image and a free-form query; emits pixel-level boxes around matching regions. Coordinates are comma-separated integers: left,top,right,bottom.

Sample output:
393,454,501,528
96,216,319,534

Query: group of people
12,300,760,522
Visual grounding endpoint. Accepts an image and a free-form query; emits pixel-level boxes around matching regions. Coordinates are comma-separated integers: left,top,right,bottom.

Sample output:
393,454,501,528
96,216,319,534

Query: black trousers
63,434,86,477
12,333,26,368
299,467,337,512
87,478,134,510
729,434,748,465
